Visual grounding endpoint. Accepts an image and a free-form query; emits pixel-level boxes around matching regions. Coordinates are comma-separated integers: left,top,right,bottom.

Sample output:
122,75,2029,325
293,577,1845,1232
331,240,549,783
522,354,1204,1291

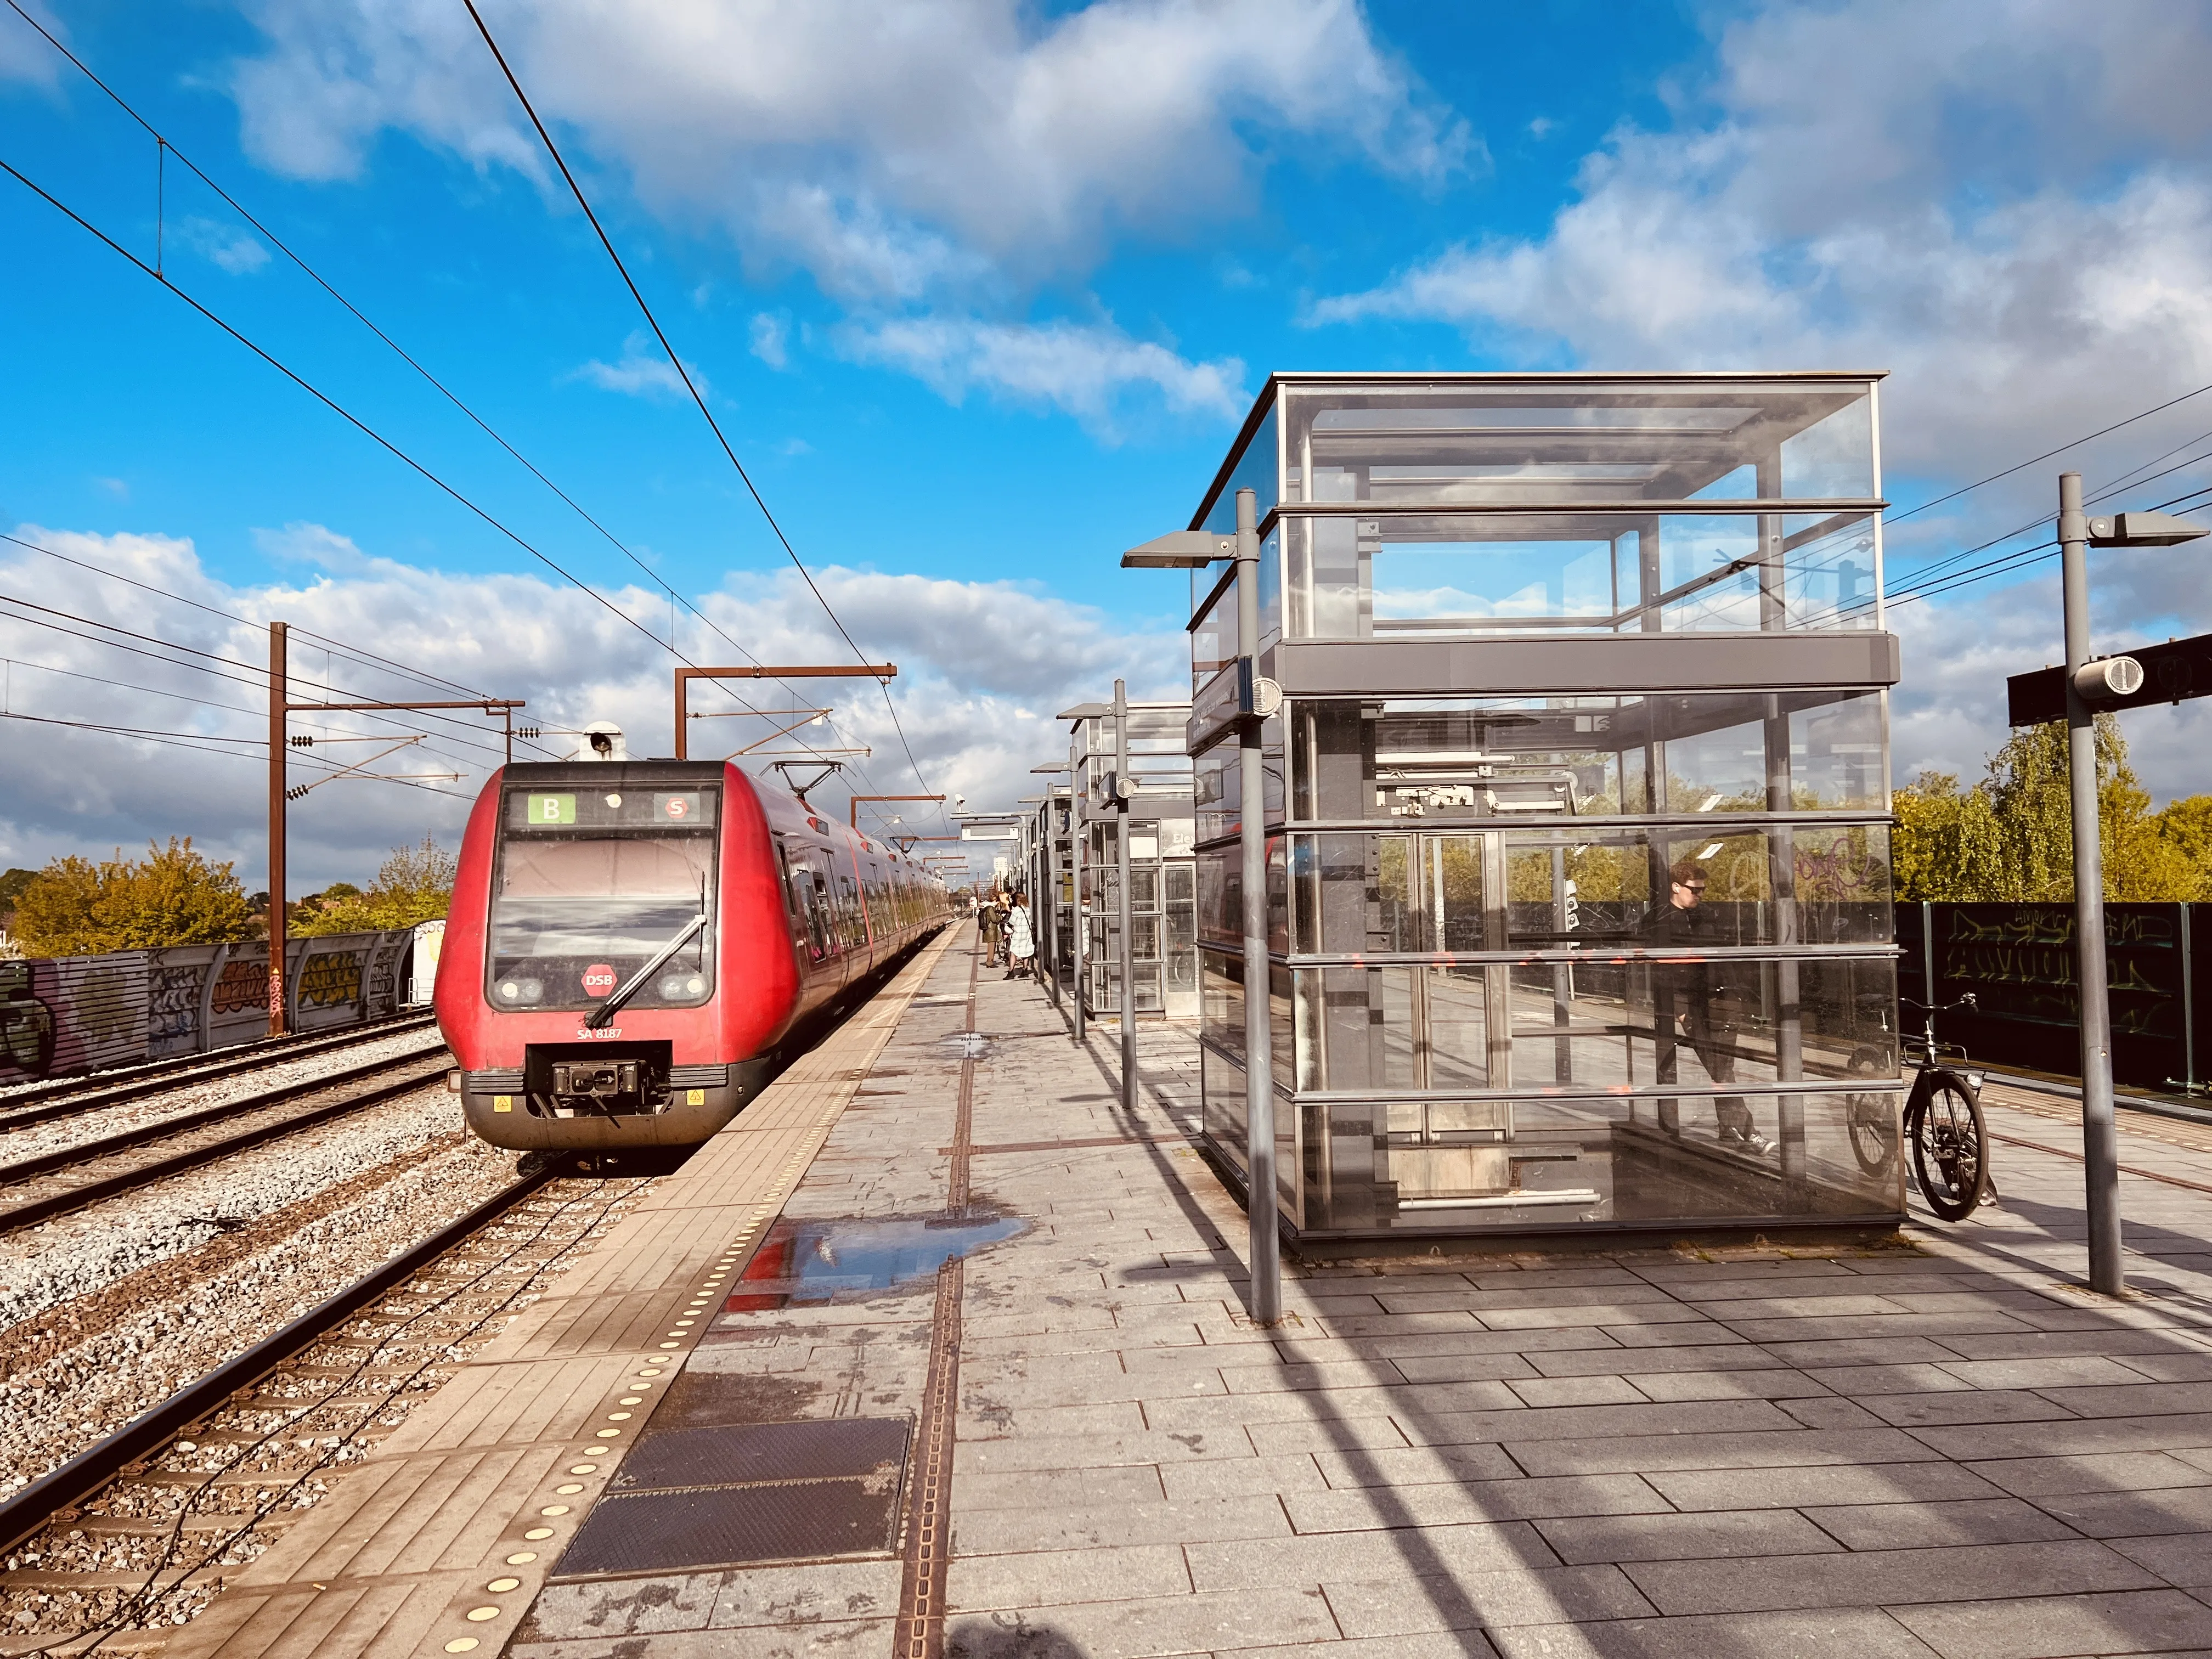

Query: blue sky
8,1,2212,891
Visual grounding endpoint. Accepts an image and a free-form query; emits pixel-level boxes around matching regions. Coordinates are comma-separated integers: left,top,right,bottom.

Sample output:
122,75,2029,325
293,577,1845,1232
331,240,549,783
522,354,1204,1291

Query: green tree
1893,719,2212,901
11,838,257,956
295,835,456,936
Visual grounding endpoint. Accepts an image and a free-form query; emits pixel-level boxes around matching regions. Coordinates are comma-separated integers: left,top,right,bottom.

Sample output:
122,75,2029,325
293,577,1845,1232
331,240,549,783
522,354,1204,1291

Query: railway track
0,1013,439,1136
0,1046,453,1234
0,1170,651,1655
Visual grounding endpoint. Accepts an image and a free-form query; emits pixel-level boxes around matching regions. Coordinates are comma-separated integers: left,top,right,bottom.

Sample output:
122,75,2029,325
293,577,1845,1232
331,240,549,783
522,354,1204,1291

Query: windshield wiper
585,913,708,1029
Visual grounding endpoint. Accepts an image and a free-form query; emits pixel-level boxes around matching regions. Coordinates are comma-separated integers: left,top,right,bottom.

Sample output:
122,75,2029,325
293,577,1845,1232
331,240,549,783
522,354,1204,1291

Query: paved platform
166,930,963,1659
184,934,2212,1658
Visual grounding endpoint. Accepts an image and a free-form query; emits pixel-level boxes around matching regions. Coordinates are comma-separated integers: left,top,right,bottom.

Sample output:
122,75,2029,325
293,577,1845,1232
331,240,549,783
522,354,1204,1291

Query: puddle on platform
944,1031,993,1059
725,1212,1027,1310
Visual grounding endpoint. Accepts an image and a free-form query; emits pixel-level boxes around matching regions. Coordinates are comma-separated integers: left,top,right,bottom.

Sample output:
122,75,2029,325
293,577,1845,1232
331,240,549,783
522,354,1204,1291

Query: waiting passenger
979,891,1004,966
1646,857,1769,1155
1004,892,1035,981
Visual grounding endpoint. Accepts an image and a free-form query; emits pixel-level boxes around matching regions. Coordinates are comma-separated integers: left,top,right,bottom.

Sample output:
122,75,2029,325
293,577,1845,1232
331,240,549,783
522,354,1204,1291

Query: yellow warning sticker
686,1088,706,1105
493,1094,514,1113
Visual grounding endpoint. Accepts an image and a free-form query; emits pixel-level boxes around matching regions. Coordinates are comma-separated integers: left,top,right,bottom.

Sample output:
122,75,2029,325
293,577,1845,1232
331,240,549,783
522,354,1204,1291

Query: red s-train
435,757,950,1152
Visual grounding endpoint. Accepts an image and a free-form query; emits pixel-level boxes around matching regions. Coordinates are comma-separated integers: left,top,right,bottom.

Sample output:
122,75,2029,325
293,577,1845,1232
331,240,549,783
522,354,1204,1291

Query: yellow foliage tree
294,835,457,936
12,838,257,956
1893,719,2212,902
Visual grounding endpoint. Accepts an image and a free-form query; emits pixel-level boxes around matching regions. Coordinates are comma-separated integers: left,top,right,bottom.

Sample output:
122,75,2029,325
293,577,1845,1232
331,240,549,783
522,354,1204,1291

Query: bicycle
1847,994,1992,1221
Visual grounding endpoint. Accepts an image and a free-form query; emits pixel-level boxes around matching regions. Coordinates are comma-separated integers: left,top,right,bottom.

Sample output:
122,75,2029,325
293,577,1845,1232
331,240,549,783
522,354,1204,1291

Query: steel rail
0,1012,437,1127
0,1054,452,1232
0,1166,557,1558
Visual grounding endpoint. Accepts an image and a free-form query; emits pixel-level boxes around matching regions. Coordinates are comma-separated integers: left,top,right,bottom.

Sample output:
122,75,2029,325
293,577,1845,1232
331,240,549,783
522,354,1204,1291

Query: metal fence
1898,901,2207,1094
0,930,417,1084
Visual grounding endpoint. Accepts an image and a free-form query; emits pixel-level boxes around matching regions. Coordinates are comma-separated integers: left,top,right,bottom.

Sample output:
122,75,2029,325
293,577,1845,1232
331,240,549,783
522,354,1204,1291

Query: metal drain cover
553,1416,910,1579
614,1417,909,1491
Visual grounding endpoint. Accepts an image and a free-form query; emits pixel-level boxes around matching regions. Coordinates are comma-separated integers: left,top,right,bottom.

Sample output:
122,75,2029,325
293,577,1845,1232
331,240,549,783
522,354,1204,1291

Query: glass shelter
1187,373,1906,1243
1058,696,1200,1022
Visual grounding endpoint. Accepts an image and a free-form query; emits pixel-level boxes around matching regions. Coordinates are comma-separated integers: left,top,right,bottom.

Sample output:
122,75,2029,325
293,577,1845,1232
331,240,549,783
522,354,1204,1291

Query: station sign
2007,629,2212,726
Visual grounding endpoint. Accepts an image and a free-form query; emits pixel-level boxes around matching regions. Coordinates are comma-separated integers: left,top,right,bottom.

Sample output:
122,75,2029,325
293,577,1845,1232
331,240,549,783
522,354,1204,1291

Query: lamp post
1123,494,1280,1322
2058,476,2209,1295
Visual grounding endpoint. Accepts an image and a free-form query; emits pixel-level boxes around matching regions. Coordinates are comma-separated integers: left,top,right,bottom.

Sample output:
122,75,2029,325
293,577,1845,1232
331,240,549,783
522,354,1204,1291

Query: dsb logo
581,963,617,996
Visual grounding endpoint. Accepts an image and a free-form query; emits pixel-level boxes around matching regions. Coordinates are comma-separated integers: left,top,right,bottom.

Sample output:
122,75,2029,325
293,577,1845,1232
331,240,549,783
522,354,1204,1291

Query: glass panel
1291,690,1886,823
1200,400,1279,535
1783,512,1878,630
1278,511,1877,638
1781,396,1876,500
1197,847,1235,947
1300,1088,1905,1231
1294,833,1499,953
1131,866,1159,910
1279,379,1875,507
1203,947,1244,1066
1790,692,1886,810
1192,576,1235,697
1164,864,1195,905
1195,744,1235,845
1132,915,1161,962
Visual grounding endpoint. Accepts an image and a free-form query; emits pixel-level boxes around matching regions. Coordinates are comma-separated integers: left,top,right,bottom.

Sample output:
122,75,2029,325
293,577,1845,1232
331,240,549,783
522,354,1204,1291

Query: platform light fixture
1119,492,1282,1324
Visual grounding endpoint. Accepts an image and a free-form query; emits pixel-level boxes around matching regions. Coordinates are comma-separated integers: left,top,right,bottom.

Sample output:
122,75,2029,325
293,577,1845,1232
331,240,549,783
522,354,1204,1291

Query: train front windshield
489,786,719,1013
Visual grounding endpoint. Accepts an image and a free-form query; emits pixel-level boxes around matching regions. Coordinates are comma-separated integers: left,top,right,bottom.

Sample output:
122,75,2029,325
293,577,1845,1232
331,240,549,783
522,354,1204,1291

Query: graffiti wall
0,930,414,1085
1898,902,2208,1093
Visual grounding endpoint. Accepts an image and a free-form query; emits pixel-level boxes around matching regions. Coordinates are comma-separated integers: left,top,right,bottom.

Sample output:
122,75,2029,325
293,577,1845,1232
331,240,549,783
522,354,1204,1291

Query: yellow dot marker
607,1412,633,1421
594,1429,621,1438
487,1578,521,1593
539,1505,569,1517
466,1606,501,1622
658,1341,680,1350
524,1527,554,1541
568,1465,597,1475
619,1396,642,1406
444,1641,478,1654
555,1483,584,1494
504,1553,537,1566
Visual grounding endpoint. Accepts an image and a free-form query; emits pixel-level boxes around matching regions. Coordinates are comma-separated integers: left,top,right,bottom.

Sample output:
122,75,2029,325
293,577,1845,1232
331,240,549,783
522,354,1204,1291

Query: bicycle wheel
1909,1071,1989,1221
1845,1048,1897,1175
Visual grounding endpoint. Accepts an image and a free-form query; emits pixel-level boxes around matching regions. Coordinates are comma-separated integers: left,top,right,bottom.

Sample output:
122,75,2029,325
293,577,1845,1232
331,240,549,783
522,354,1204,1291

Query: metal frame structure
267,621,526,1036
672,664,895,761
1141,369,1904,1258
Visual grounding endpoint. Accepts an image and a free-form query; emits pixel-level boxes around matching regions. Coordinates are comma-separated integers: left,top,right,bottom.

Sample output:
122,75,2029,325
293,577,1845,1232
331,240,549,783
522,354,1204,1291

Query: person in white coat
1004,891,1036,981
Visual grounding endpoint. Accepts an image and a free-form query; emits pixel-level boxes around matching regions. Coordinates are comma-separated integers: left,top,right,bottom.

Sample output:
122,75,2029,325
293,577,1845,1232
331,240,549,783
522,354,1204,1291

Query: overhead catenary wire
459,0,945,831
0,156,891,790
0,588,528,771
0,0,872,776
1887,378,2212,525
0,708,468,795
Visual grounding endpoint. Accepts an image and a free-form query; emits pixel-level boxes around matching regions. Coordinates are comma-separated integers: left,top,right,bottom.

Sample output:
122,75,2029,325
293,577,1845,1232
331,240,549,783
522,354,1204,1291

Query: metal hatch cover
552,1416,910,1579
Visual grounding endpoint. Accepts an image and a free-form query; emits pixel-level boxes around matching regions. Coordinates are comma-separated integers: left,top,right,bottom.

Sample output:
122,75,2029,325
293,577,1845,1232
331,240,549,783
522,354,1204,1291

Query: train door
776,840,830,966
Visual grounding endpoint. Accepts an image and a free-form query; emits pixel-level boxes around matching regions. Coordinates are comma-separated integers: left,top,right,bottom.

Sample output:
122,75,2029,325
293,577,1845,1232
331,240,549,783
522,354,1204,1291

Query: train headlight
659,972,707,1001
520,978,544,1003
498,980,521,1002
498,978,545,1005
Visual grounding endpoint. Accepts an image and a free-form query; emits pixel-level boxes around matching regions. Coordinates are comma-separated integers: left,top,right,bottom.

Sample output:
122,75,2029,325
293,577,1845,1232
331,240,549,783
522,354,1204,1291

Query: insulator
288,735,314,747
284,785,311,800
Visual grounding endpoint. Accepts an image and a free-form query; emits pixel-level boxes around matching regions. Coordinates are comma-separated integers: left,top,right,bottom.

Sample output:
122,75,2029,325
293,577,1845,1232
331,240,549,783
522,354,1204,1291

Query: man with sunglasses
1647,857,1770,1155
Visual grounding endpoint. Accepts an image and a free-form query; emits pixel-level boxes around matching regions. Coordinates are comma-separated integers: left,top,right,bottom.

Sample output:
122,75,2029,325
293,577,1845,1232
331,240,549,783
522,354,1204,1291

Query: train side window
777,843,828,961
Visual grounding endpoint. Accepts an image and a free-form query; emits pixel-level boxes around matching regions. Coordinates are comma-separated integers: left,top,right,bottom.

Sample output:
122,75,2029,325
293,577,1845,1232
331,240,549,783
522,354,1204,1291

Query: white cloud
173,216,271,274
566,331,708,401
0,523,1184,887
226,0,1468,298
748,312,789,370
1311,1,2212,488
0,0,64,89
837,314,1244,436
